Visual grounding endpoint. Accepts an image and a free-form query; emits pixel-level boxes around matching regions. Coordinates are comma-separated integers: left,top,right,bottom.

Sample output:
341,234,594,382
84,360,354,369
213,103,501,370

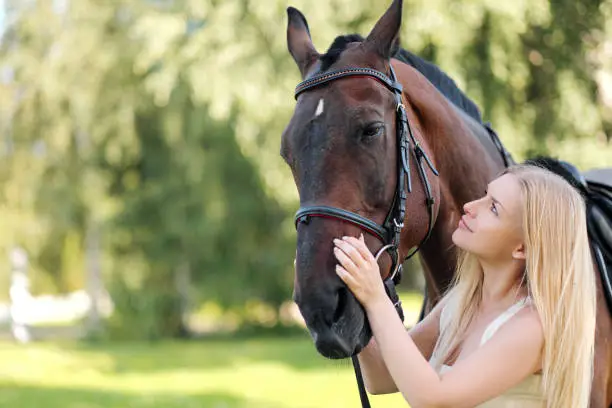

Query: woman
333,164,596,408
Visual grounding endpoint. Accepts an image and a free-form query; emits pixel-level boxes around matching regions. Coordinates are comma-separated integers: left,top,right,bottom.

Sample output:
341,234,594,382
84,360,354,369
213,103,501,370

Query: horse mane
318,34,483,124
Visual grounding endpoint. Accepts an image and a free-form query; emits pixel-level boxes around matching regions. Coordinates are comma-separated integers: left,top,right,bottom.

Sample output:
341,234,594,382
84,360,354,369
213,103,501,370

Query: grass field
0,337,412,408
0,292,423,407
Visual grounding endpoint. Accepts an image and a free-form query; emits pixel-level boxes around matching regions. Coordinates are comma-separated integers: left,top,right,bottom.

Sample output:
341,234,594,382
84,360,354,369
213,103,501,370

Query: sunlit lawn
0,292,423,408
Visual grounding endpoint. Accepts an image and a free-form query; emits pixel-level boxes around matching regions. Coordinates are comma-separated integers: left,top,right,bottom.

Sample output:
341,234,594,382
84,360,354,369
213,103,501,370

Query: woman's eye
490,202,498,215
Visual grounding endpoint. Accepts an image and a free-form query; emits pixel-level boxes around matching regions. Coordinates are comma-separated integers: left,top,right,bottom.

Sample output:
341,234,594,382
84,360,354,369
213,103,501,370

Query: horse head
282,0,439,359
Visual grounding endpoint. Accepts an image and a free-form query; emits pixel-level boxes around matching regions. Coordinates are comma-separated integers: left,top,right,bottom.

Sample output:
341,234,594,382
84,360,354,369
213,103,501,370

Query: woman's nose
463,200,476,217
463,202,471,215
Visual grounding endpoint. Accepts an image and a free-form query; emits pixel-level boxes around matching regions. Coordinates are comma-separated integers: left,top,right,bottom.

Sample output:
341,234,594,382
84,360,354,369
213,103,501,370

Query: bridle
294,66,439,282
292,65,439,408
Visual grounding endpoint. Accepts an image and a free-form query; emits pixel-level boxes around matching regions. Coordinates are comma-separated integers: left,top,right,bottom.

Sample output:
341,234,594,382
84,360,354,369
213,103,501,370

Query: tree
0,0,609,338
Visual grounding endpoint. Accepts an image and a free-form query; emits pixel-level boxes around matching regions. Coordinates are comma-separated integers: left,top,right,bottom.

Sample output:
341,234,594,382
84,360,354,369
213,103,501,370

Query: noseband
292,66,439,408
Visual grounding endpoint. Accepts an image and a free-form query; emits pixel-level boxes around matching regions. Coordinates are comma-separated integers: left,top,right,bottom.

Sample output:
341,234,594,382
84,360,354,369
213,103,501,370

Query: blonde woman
333,164,597,408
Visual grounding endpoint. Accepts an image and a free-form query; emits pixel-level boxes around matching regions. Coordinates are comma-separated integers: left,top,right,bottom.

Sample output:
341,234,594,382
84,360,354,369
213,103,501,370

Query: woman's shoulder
518,302,541,328
490,302,543,348
513,298,541,325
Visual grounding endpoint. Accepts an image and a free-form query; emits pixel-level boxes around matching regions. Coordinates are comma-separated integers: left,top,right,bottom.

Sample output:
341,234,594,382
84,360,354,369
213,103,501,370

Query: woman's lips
459,217,473,232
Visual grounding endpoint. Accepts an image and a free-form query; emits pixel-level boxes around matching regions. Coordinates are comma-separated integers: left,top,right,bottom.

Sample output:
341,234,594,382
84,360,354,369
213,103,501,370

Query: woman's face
452,173,525,262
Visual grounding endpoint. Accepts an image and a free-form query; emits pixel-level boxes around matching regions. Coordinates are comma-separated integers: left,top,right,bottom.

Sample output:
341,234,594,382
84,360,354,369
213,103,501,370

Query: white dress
431,297,546,408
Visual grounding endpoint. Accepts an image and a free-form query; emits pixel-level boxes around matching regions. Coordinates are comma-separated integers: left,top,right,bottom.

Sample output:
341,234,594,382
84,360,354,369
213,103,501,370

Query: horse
281,0,612,406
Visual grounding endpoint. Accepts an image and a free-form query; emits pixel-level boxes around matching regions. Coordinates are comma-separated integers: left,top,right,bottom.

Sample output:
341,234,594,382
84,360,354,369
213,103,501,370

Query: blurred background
0,0,610,407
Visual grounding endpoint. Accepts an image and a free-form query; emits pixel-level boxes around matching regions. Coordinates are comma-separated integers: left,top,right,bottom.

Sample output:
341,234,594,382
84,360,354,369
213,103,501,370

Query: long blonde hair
430,164,597,408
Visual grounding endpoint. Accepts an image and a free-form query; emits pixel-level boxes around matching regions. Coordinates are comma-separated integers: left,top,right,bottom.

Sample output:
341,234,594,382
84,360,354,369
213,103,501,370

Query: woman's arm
357,295,449,395
334,236,543,408
365,298,543,408
357,336,395,394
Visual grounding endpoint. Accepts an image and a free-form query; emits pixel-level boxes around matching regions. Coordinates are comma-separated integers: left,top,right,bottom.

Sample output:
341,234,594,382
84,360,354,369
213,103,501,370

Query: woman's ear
512,243,526,260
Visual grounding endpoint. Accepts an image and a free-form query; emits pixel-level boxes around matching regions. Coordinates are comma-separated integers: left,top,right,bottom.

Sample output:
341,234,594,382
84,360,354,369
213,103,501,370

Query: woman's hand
333,234,388,309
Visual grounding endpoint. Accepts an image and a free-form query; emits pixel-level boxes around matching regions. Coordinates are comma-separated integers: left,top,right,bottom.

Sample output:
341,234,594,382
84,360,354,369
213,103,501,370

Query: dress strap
480,297,530,346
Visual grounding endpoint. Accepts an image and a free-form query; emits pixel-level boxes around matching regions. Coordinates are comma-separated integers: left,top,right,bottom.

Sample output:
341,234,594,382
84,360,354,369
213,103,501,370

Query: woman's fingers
336,265,357,286
333,239,366,268
343,235,376,264
333,235,386,307
333,246,359,274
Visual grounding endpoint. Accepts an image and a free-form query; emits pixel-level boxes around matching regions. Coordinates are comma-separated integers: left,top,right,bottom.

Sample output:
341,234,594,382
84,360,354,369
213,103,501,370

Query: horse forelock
319,34,365,72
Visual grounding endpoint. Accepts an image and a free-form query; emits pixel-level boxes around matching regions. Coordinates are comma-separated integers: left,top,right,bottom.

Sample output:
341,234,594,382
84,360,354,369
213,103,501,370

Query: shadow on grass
0,384,287,408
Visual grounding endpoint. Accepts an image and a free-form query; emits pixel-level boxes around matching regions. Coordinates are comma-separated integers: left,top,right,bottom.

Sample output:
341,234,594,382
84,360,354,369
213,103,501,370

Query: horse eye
361,123,384,140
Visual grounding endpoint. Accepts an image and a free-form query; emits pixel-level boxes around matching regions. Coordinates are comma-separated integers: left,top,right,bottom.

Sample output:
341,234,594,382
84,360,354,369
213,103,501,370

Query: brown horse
282,0,612,406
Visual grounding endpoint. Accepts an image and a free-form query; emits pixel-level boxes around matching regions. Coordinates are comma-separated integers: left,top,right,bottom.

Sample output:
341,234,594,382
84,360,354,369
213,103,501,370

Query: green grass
0,292,423,407
0,337,410,408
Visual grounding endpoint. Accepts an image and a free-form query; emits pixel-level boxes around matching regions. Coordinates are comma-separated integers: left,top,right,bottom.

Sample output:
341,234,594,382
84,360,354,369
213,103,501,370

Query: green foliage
0,0,610,336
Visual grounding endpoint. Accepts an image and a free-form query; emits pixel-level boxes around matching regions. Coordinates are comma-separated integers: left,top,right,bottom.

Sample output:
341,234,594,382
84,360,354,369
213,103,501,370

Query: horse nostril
332,287,348,323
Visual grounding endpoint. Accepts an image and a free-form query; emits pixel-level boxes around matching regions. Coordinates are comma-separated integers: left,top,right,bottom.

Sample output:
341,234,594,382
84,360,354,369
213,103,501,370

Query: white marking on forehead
314,98,324,117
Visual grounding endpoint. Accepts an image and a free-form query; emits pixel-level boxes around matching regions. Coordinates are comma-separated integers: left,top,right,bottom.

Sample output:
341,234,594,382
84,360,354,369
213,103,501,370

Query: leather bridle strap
295,67,403,96
296,206,387,243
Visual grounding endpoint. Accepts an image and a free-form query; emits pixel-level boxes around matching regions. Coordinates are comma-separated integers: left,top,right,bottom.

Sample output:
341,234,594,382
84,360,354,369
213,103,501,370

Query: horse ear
287,7,320,78
364,0,402,60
